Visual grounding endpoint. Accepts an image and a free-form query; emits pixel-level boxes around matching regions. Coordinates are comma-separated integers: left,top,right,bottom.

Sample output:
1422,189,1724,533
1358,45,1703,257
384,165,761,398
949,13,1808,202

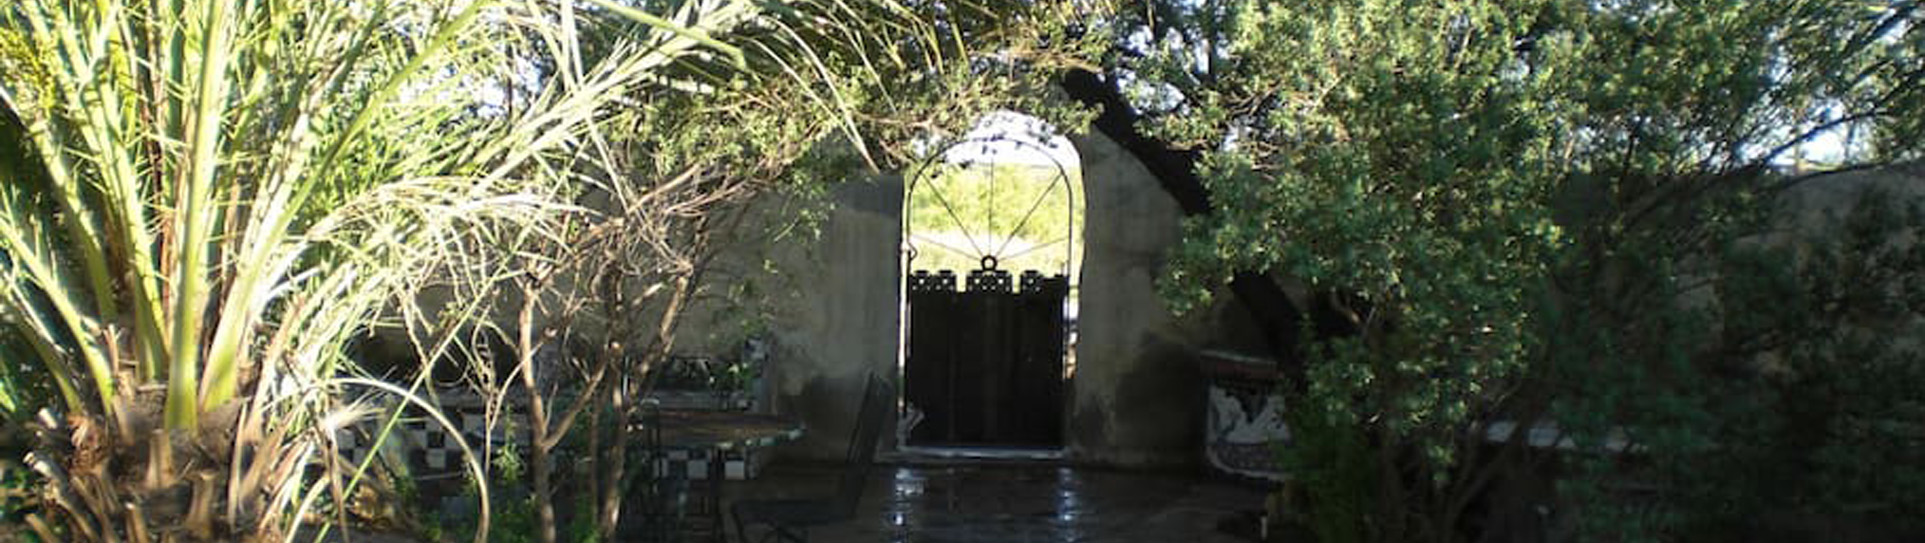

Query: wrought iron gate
905,263,1068,447
902,133,1076,450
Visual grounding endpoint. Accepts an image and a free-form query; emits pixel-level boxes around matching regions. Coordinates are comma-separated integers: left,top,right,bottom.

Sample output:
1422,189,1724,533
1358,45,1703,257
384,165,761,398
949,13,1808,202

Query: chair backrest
833,373,893,519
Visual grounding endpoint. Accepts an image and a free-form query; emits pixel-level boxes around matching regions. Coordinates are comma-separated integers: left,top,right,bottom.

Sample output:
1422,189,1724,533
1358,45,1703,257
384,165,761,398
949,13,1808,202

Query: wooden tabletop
637,409,806,450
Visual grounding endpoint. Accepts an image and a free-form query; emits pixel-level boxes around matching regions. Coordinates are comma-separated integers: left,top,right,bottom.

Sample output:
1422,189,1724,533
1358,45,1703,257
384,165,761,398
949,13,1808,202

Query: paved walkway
719,462,1267,543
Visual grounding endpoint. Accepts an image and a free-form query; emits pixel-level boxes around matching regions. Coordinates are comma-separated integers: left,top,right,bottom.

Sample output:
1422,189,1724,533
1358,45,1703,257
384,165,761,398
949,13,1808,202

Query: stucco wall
761,176,907,460
1760,162,1925,351
677,131,1240,467
1061,132,1217,467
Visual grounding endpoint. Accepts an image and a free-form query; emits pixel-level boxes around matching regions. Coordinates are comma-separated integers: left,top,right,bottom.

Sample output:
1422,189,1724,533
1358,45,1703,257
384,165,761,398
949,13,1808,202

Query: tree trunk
596,371,628,540
516,285,558,543
587,382,603,534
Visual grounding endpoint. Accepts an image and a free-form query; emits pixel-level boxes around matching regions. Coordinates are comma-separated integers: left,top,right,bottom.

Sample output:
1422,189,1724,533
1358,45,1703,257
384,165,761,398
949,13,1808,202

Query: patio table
653,409,806,451
637,409,804,543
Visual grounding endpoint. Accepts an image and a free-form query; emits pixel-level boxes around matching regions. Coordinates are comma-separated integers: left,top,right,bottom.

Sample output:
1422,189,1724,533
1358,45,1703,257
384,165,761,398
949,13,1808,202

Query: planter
1200,349,1291,482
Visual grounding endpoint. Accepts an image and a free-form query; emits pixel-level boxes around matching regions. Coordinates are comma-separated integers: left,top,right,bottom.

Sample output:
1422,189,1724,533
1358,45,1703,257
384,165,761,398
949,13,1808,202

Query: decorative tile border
334,392,765,481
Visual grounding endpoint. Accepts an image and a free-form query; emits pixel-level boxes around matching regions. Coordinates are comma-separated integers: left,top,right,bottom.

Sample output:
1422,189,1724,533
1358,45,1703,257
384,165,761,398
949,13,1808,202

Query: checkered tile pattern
334,407,528,473
335,392,764,480
651,447,763,481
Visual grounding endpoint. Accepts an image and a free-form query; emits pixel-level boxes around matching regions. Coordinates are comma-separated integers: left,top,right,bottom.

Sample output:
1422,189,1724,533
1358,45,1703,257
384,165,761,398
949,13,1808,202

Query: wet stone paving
719,462,1268,543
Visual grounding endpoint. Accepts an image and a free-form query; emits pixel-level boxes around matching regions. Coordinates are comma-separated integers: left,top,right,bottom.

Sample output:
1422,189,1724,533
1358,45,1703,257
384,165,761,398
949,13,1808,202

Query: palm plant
0,0,771,541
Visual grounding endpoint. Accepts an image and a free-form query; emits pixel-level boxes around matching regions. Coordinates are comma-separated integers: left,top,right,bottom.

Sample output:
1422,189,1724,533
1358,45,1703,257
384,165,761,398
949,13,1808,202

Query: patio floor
716,461,1269,543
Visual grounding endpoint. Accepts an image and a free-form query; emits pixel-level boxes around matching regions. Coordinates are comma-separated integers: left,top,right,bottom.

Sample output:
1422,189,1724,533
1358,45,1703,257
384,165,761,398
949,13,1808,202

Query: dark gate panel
905,266,1067,448
1012,271,1067,445
905,271,957,444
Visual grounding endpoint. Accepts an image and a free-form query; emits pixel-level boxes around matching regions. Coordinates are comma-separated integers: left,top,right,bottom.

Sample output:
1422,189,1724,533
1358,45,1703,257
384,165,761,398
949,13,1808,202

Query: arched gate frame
899,135,1077,450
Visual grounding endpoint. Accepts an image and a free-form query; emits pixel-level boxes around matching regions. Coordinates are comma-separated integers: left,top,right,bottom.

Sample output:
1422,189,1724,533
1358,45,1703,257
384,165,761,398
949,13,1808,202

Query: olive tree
1080,0,1925,541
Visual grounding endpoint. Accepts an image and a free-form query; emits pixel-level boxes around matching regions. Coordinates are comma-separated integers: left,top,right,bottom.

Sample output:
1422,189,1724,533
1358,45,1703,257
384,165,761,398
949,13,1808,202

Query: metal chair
625,399,690,543
730,374,893,543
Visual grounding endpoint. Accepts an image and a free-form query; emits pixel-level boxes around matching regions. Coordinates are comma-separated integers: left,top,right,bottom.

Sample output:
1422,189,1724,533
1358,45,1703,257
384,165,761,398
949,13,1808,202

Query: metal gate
905,263,1068,447
902,134,1076,449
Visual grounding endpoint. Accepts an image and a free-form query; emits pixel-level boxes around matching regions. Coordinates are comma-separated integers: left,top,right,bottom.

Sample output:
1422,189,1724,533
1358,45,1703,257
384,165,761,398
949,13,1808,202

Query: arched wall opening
897,111,1084,454
673,113,1225,468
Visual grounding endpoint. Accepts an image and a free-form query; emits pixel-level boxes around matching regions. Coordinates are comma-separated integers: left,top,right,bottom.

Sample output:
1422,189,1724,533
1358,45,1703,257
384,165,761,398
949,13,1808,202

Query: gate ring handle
979,255,998,271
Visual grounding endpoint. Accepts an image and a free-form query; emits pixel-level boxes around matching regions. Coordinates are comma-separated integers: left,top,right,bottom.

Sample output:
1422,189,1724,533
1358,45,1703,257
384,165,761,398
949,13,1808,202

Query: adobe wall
678,131,1248,467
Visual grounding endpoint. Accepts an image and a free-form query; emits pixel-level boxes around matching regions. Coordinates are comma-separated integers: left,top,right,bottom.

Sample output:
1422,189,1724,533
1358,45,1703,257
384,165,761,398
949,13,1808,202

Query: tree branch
1058,67,1317,383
